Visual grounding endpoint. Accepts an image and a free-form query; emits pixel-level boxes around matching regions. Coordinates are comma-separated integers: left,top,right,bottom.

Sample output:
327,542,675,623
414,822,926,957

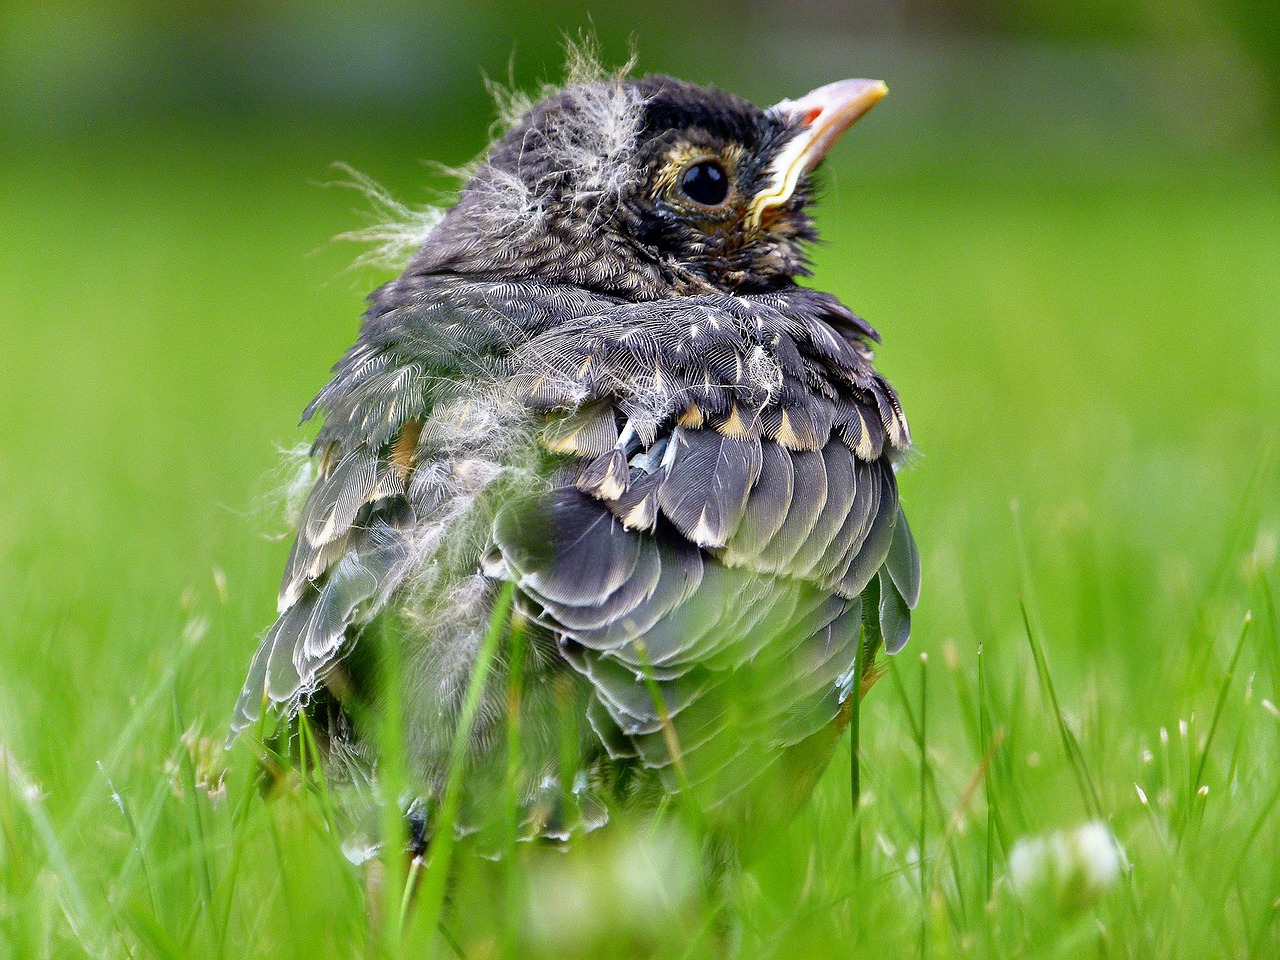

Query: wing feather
720,442,794,564
884,505,922,609
752,449,828,570
656,428,763,548
878,567,913,655
836,463,899,598
791,442,856,580
238,280,920,813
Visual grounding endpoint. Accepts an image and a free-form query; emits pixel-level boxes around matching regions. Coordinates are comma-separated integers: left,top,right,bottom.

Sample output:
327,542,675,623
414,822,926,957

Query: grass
1,113,1278,959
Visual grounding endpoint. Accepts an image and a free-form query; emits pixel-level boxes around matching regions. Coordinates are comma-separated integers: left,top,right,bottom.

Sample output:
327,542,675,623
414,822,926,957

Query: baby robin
233,58,919,852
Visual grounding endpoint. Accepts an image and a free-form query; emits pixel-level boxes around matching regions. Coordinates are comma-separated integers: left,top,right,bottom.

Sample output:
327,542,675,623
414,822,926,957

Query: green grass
1,120,1279,959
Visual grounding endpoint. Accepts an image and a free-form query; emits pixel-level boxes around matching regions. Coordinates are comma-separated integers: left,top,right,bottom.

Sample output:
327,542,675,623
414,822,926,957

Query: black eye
680,160,729,206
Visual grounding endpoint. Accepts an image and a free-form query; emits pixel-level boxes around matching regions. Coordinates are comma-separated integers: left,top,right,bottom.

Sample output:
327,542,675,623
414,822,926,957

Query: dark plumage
233,60,918,846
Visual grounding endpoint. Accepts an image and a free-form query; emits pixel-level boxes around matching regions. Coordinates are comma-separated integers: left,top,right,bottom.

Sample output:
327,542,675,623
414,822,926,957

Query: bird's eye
679,160,729,206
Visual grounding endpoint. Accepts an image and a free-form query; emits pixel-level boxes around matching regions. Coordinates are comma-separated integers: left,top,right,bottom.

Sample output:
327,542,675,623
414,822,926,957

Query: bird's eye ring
679,160,730,207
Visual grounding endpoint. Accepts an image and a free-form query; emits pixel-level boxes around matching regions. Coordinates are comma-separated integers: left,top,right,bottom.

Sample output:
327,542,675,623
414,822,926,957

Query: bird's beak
747,78,888,228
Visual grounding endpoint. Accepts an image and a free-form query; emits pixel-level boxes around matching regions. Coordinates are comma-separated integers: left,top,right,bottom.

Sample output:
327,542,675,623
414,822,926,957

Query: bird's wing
231,275,621,737
232,275,920,804
495,290,919,796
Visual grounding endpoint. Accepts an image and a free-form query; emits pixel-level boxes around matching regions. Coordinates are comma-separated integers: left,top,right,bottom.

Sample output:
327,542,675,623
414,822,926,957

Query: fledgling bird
232,58,919,847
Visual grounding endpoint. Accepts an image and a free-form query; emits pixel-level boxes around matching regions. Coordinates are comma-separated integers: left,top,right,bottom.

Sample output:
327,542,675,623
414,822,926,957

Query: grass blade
1018,598,1103,819
411,582,514,947
917,652,930,960
1191,612,1252,790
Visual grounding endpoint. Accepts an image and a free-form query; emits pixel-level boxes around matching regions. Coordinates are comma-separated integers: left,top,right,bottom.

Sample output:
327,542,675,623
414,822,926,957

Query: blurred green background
1,1,1278,958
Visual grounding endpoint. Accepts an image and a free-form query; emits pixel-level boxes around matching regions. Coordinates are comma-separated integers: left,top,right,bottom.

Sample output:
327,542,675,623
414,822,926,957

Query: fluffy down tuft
333,164,450,271
338,37,643,270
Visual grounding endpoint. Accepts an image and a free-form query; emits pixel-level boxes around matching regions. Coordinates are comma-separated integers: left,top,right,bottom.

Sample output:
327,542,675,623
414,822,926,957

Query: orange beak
747,78,888,228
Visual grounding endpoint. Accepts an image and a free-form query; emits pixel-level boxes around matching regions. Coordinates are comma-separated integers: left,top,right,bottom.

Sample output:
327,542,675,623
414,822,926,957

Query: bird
231,56,919,852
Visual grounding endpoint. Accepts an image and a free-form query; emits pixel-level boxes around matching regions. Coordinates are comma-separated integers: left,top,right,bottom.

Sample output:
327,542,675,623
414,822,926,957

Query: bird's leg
364,803,431,942
400,800,431,919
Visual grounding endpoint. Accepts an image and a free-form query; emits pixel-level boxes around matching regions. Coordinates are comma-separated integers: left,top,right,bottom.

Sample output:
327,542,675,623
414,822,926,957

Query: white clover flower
1008,821,1124,912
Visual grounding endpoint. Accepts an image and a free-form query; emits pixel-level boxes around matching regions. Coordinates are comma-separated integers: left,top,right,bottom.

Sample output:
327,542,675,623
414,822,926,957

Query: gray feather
575,449,630,501
753,449,828,570
878,568,912,654
791,442,856,581
826,458,881,590
496,489,641,608
657,428,764,548
541,401,619,456
837,464,899,598
885,505,921,609
720,442,794,565
300,448,380,546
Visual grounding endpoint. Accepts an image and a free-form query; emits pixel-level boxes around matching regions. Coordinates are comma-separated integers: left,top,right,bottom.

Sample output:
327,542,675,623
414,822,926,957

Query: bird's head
410,70,886,298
